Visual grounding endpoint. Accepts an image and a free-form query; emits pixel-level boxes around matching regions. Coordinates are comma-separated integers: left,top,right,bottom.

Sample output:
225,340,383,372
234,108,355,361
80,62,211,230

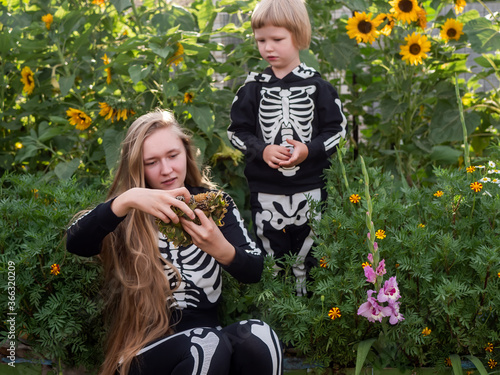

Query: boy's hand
263,144,291,169
279,139,308,168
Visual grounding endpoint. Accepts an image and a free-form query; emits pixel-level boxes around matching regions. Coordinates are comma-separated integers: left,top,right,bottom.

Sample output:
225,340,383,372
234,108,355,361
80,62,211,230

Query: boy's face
254,25,300,78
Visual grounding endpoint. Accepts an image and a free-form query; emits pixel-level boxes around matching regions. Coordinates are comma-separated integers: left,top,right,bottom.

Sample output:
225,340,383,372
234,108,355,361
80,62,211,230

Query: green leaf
110,0,132,13
354,338,377,375
380,98,408,121
465,355,489,375
150,43,173,59
189,106,214,137
102,129,125,171
59,74,75,97
128,64,152,85
54,159,80,180
449,354,462,375
464,17,500,54
430,146,462,163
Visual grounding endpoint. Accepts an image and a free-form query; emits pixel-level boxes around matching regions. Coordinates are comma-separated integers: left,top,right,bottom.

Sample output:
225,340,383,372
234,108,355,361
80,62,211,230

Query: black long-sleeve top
228,63,348,195
66,186,263,331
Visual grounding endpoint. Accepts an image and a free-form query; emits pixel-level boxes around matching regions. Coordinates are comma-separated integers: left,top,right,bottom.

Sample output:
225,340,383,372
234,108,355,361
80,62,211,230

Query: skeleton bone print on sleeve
159,236,221,310
259,85,316,177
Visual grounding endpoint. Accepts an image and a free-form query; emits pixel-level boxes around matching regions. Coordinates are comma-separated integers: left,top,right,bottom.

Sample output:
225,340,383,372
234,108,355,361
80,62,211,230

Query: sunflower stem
454,74,470,169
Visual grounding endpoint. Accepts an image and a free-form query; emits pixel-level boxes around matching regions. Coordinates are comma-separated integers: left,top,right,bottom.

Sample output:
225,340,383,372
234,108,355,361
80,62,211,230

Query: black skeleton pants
250,189,324,296
127,320,283,375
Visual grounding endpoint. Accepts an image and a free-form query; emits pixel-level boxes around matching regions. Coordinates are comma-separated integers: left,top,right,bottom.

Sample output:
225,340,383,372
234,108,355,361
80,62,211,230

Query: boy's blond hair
251,0,311,50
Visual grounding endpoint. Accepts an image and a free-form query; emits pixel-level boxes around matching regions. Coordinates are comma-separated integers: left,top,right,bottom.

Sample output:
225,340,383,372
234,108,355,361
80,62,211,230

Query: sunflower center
409,43,421,55
358,20,373,34
399,0,414,12
447,28,457,38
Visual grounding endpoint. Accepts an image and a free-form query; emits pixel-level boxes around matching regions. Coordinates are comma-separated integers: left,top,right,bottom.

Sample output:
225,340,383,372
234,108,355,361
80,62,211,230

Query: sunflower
416,8,427,29
389,0,421,24
183,92,194,103
66,108,92,130
98,102,135,122
400,32,431,65
440,18,464,42
375,13,395,36
41,14,53,30
21,66,35,95
346,12,381,44
167,43,184,66
454,0,466,14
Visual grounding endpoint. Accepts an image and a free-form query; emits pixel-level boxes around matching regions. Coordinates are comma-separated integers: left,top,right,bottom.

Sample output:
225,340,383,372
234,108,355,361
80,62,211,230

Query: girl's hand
180,209,236,265
279,139,308,167
111,187,195,224
263,144,291,169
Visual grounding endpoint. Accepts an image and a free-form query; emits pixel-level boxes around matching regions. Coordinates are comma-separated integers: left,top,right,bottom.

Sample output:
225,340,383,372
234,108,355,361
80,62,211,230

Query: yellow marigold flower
349,194,361,204
21,66,35,95
319,257,328,268
485,342,494,352
42,14,53,30
346,12,381,44
66,108,92,130
328,307,341,320
422,327,431,336
375,229,386,239
441,19,464,42
50,263,61,275
418,223,425,228
416,8,427,29
32,189,39,198
183,92,194,103
168,43,184,66
434,190,443,197
445,358,452,367
362,262,371,269
15,142,23,149
400,32,431,66
488,359,497,369
389,0,421,24
470,181,483,192
466,166,476,173
454,0,466,14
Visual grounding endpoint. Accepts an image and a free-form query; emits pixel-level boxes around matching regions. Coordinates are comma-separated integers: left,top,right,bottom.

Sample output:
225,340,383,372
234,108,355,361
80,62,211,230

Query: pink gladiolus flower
367,253,373,263
377,276,401,305
364,264,376,283
373,242,378,251
387,301,404,325
376,259,386,276
358,290,392,323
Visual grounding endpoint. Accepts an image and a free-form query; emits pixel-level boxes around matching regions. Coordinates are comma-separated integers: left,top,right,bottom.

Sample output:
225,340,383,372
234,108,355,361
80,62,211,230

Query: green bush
242,142,500,372
0,173,105,372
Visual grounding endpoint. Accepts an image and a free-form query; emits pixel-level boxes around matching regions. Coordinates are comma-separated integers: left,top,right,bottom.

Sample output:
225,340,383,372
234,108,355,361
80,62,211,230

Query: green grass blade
355,338,377,375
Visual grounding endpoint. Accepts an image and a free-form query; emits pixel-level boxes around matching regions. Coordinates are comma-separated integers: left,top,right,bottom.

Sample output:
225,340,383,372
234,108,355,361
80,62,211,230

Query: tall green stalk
455,74,470,169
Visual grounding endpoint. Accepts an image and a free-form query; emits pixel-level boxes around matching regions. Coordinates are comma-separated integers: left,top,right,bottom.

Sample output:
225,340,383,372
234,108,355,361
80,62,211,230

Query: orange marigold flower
488,359,497,369
422,327,431,336
434,190,443,197
50,264,61,275
470,181,483,192
328,307,341,320
362,262,371,269
445,358,452,367
466,166,476,173
42,14,53,30
485,342,494,352
349,194,361,204
319,257,328,268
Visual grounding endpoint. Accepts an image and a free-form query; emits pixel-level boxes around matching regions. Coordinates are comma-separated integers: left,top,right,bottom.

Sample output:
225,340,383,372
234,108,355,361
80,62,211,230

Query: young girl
227,0,347,296
67,110,283,375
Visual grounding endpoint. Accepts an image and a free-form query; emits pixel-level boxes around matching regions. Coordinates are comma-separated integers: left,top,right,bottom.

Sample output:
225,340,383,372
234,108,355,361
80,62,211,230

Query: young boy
227,0,347,295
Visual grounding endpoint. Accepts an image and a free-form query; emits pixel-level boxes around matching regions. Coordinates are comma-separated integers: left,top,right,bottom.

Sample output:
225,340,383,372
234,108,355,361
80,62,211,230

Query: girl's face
142,127,187,190
254,25,300,78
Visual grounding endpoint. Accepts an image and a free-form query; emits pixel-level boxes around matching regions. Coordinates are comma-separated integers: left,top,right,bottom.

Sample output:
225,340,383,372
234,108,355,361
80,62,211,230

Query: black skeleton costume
66,186,283,375
228,63,347,295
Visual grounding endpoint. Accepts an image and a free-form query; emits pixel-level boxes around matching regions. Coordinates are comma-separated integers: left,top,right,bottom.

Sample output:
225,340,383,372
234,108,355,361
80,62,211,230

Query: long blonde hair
99,110,211,375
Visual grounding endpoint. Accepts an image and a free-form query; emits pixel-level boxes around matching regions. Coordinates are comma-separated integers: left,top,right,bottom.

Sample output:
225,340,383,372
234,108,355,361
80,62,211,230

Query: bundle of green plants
240,142,500,373
0,173,106,372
